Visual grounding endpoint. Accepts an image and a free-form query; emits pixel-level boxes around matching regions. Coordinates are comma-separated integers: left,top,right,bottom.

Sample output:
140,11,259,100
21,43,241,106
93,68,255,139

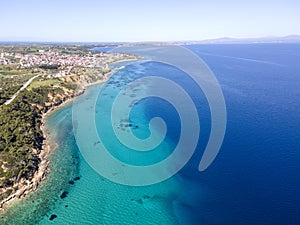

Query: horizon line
1,34,300,45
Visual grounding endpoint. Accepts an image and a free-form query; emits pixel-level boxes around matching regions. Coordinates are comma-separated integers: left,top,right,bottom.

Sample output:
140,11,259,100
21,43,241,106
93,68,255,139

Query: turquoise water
0,63,185,224
38,83,183,225
1,44,300,224
0,105,79,224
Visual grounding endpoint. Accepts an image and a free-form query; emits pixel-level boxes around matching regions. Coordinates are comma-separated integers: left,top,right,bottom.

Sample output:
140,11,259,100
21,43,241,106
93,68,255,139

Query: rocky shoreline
0,93,77,210
0,59,136,210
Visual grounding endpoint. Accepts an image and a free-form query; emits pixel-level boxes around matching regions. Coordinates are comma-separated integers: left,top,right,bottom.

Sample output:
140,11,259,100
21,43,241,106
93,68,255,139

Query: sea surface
1,44,300,225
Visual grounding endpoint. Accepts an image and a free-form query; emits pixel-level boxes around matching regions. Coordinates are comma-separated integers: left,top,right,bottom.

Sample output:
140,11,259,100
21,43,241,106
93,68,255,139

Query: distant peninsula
171,35,300,45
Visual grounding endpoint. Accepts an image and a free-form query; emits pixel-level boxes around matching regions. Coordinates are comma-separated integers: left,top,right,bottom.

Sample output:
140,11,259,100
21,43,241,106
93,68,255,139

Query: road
4,75,40,105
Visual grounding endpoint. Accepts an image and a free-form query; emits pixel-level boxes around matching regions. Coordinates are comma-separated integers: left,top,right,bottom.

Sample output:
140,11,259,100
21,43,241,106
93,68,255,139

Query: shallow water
1,44,300,225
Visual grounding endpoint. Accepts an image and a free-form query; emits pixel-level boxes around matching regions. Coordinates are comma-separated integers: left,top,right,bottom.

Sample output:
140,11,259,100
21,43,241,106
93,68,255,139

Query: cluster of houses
0,50,133,78
0,52,17,65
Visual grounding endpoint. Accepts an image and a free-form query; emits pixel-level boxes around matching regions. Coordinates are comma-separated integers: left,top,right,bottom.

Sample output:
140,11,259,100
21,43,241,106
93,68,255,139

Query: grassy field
0,70,31,76
28,78,61,89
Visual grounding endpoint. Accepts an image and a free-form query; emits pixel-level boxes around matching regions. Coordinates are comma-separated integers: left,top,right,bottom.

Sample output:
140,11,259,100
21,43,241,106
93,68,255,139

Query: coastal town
0,44,139,211
0,48,132,78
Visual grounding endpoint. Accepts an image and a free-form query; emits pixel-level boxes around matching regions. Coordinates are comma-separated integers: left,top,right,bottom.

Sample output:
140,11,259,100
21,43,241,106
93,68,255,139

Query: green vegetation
0,82,77,200
39,64,60,70
0,91,44,184
28,78,60,89
0,43,138,203
0,74,35,105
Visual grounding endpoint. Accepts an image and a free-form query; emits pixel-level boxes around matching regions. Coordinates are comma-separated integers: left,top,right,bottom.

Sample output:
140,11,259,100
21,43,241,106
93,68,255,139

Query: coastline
0,90,76,210
0,58,138,210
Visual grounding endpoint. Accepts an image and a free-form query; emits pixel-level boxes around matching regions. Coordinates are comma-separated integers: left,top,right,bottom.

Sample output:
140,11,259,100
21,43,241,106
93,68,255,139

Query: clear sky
1,0,300,42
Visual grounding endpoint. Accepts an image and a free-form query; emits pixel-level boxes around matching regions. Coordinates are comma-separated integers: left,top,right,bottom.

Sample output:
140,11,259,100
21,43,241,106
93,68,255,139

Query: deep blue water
94,43,300,224
176,44,300,225
1,44,299,225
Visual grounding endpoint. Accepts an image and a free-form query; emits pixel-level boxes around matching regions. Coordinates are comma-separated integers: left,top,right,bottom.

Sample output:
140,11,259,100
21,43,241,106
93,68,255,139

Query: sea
1,44,299,225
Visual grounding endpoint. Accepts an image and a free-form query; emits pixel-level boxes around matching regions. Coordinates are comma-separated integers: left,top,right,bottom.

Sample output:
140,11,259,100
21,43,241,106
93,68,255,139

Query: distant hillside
174,35,300,45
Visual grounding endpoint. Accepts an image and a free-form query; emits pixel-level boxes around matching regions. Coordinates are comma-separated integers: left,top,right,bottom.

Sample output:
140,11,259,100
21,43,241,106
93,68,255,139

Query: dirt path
4,75,39,105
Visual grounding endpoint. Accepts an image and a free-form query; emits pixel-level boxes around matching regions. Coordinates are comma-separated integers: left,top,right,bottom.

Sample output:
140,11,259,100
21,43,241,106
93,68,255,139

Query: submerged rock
131,195,151,205
136,199,143,204
60,191,68,199
74,176,80,181
49,214,57,221
143,195,150,199
68,180,75,185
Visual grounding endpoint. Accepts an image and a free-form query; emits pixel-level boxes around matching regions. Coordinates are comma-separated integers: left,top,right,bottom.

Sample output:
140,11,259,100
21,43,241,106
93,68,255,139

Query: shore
0,90,77,210
0,59,138,210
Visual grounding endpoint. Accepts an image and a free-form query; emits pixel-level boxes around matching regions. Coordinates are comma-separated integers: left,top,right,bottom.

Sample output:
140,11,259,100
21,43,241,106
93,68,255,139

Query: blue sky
1,0,299,42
